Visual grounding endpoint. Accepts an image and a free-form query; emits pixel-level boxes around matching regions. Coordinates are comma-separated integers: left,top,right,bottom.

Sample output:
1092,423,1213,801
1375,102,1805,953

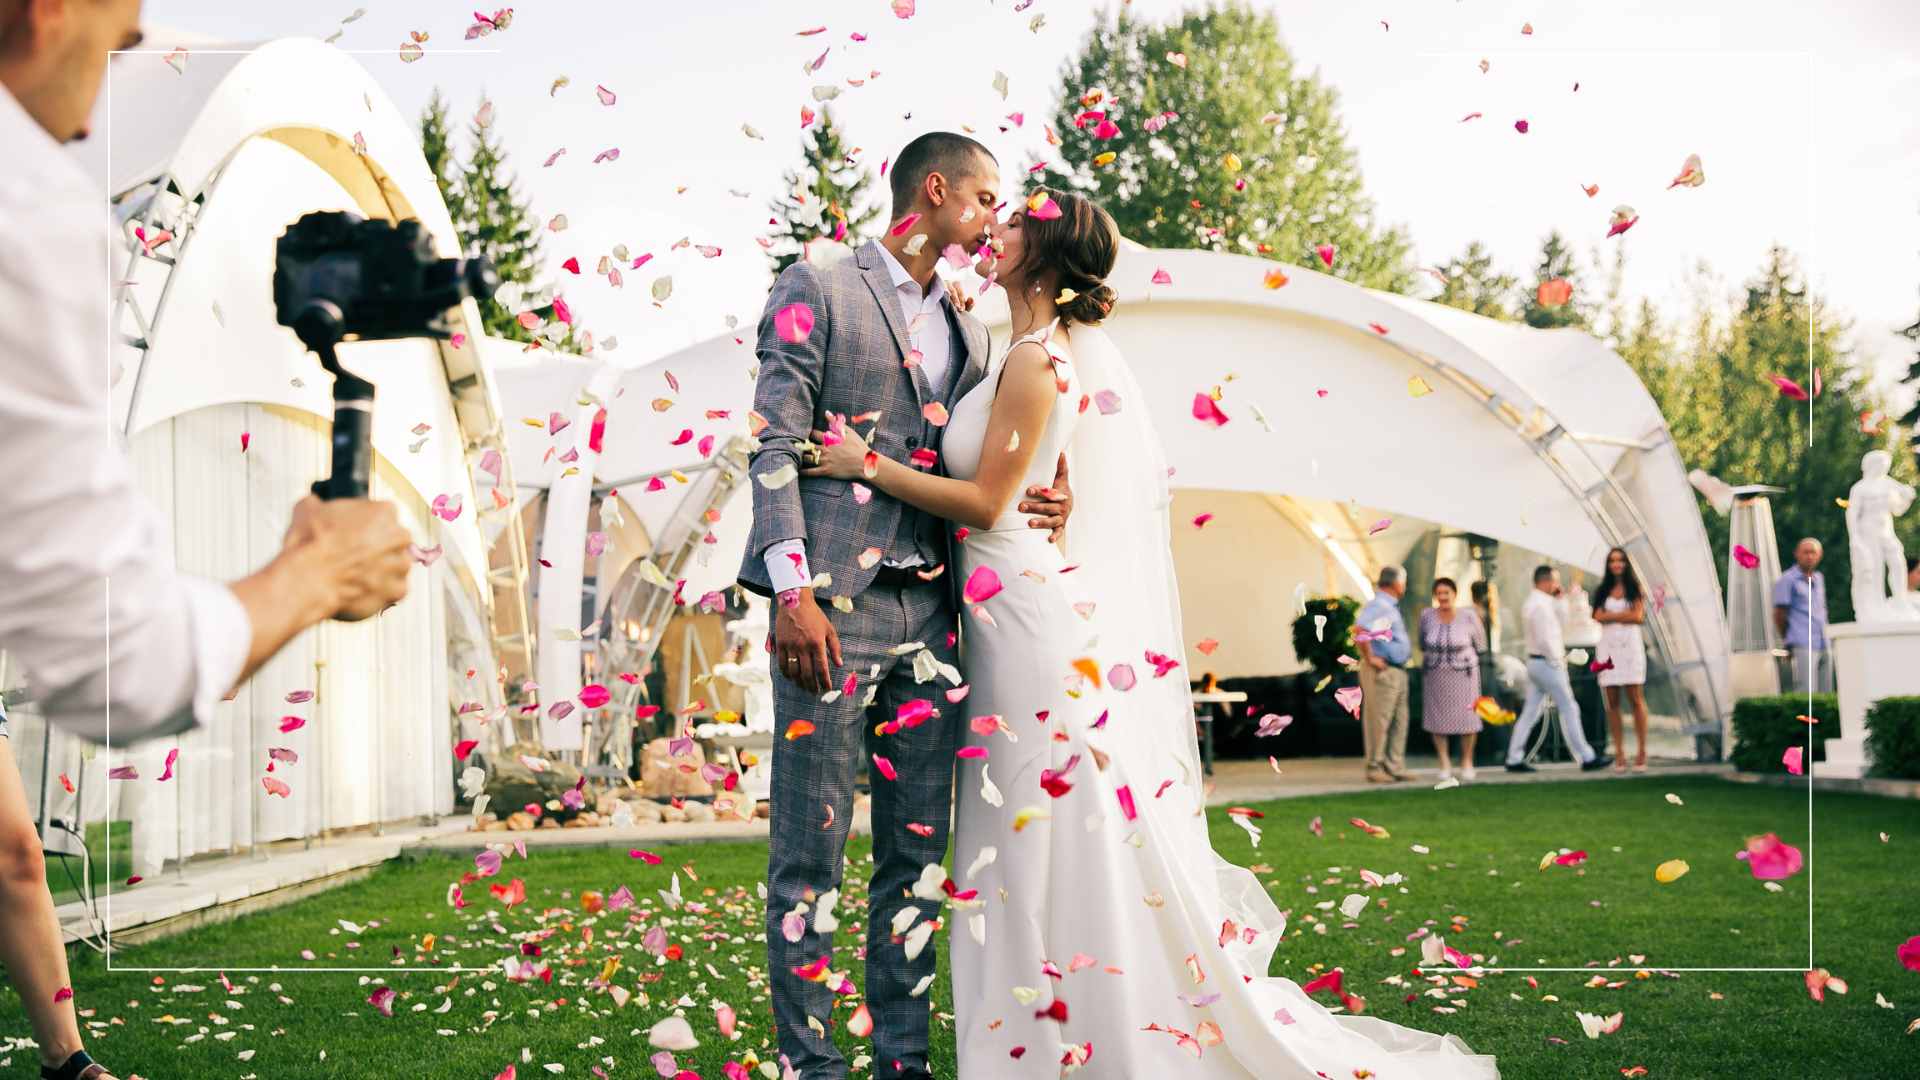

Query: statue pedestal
1825,621,1920,778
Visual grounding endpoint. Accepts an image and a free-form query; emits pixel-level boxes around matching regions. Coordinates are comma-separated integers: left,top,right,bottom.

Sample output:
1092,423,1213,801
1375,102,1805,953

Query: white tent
502,243,1732,755
16,37,535,878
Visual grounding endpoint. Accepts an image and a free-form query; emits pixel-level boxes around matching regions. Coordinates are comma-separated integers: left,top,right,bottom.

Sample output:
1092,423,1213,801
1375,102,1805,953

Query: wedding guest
1355,566,1413,783
1772,538,1832,693
1506,566,1613,774
1593,546,1651,774
1420,578,1487,782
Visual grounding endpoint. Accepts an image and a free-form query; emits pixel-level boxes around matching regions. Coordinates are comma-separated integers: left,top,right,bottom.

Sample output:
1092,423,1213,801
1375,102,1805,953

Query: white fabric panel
116,403,454,875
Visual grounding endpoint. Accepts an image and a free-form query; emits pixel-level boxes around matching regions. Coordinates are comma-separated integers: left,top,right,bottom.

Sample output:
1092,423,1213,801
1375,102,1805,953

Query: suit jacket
738,240,992,607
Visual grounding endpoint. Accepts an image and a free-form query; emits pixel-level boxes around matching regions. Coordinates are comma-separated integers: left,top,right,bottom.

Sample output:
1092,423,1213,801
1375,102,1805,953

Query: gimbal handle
292,304,373,501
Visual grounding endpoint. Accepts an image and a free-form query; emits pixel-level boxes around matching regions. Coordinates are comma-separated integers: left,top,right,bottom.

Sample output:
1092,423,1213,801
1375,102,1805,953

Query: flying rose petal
579,683,611,709
108,765,138,780
1769,374,1809,401
1667,153,1705,189
1315,243,1336,268
1733,544,1761,570
963,565,1003,605
1607,205,1639,238
1334,686,1363,718
872,754,898,781
262,776,291,798
1654,859,1690,883
1736,832,1804,880
1783,746,1804,775
1192,393,1230,428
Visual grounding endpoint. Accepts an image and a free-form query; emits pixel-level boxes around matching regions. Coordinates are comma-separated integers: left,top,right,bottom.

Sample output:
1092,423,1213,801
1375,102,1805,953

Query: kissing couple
738,131,1500,1080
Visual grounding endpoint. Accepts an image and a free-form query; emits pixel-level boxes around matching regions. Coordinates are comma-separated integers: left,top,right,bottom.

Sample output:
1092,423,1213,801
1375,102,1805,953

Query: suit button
905,436,919,449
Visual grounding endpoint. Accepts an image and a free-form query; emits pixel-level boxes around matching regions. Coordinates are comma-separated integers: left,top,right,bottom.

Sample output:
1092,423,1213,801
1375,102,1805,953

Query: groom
737,131,1071,1080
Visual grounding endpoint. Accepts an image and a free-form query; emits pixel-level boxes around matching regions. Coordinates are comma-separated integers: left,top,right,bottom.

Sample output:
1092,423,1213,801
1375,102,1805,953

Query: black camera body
273,211,497,499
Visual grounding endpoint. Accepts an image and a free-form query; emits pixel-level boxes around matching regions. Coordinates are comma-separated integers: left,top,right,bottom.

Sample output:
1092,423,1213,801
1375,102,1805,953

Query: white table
1191,690,1248,775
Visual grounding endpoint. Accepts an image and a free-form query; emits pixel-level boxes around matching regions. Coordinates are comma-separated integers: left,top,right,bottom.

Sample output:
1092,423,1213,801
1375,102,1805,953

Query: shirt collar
875,241,945,309
0,81,75,188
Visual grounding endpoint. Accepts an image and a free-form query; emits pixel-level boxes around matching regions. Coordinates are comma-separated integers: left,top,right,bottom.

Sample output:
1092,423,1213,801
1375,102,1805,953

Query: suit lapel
857,242,932,408
948,310,990,406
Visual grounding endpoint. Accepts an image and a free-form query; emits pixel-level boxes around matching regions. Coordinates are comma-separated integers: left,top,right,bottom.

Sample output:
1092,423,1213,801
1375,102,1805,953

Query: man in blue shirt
1772,537,1832,693
1354,566,1414,782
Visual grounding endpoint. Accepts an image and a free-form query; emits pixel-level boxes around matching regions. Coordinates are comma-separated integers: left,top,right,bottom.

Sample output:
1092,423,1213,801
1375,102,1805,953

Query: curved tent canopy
499,245,1731,745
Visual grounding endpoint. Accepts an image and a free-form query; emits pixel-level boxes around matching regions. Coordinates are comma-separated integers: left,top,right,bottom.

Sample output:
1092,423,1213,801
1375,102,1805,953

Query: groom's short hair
890,132,996,211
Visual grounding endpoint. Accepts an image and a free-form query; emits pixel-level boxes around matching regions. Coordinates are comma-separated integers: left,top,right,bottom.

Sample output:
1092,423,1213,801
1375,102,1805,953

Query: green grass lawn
4,775,1916,1079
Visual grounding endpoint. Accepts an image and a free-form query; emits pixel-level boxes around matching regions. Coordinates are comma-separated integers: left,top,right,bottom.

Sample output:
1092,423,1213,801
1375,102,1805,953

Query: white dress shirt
1521,588,1568,662
762,243,955,593
0,83,251,743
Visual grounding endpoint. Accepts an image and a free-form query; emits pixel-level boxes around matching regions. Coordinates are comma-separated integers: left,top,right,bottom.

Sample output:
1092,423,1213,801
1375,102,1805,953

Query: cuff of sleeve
763,539,812,594
177,577,254,733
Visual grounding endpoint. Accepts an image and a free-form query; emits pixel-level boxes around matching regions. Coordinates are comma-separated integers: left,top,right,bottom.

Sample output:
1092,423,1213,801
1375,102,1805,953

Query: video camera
274,211,498,499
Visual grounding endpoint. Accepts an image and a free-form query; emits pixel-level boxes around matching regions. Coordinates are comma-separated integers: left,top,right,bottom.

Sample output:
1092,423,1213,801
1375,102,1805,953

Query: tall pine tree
1430,240,1519,321
1521,230,1593,330
418,93,571,349
1041,4,1413,291
419,87,467,227
1898,295,1920,458
767,108,883,274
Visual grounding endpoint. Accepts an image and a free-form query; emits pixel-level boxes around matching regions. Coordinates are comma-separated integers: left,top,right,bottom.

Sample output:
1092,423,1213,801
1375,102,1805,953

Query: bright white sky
140,0,1920,397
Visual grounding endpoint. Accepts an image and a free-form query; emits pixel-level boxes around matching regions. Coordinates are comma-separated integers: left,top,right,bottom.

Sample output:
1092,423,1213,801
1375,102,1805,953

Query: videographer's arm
0,223,411,743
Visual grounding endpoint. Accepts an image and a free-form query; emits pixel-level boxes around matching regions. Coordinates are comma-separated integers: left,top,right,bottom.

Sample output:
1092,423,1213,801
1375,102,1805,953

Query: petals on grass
1737,832,1804,880
1654,859,1690,883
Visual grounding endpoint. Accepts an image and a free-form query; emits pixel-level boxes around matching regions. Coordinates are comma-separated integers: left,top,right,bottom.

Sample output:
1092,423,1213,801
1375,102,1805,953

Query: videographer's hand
773,590,841,695
284,495,414,620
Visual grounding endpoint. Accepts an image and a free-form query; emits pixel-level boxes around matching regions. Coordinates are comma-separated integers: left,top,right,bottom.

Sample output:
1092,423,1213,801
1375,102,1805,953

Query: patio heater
1721,483,1786,698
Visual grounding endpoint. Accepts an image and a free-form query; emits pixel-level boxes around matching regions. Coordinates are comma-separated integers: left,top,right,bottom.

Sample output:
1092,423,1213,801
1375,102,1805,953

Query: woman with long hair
1593,546,1650,773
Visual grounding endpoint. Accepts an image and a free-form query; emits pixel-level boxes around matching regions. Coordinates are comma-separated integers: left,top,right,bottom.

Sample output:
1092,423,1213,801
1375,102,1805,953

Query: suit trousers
765,581,960,1080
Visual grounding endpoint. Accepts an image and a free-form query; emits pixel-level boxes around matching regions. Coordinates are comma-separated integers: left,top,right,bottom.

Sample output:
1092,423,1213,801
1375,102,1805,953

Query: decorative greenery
1040,3,1413,291
1290,594,1360,684
1729,692,1836,773
1865,695,1920,779
767,107,883,275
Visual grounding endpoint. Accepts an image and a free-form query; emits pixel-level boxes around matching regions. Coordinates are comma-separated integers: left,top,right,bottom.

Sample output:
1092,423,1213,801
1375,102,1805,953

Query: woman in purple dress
1420,578,1488,782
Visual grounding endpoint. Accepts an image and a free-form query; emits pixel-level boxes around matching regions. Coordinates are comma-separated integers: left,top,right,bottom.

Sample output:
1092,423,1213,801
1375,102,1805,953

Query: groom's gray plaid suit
739,241,989,1080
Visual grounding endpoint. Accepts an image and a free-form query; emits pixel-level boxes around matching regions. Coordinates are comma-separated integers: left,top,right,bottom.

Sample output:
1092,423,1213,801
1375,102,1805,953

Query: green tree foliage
767,108,883,275
1620,247,1919,623
1042,3,1412,291
1430,240,1520,321
418,93,572,350
418,88,467,227
1520,229,1594,330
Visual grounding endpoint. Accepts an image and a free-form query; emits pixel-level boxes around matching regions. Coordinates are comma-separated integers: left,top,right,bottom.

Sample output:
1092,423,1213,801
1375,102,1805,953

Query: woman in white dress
1592,546,1650,774
806,189,1497,1079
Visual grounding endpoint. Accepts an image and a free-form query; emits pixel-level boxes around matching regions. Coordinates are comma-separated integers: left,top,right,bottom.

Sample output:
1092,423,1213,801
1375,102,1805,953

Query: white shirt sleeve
762,538,812,594
0,187,253,744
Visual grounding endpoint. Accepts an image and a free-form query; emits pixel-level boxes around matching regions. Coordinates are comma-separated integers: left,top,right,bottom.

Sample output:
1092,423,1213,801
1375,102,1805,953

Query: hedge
1865,696,1920,779
1730,693,1837,774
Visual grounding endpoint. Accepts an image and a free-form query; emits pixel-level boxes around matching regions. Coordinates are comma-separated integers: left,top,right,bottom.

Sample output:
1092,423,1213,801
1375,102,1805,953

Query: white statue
1845,450,1917,621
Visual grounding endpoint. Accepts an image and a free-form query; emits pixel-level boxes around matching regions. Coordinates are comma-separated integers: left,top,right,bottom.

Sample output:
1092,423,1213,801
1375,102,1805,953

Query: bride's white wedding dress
941,321,1498,1079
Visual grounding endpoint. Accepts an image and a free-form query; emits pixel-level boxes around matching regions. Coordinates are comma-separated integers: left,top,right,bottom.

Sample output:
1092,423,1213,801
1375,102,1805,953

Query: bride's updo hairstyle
1016,188,1120,326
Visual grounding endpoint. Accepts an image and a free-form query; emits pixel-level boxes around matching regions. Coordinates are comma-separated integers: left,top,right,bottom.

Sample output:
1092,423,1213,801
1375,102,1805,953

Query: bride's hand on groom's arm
801,426,874,482
1018,452,1073,544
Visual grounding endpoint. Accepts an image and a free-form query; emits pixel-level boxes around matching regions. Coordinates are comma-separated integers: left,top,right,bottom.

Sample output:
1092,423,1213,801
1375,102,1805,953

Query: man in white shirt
1,5,414,1078
1505,565,1613,774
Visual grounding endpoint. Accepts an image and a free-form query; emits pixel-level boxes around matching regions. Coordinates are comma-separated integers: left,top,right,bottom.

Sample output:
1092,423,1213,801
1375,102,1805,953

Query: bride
803,189,1498,1079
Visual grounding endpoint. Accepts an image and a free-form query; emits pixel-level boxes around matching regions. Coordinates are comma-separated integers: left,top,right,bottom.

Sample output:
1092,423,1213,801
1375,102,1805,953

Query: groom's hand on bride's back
1018,451,1074,543
773,589,842,694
